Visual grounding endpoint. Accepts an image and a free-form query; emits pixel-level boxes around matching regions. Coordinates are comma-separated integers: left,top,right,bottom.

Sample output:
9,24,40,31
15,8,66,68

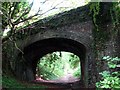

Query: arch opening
35,51,81,83
16,38,86,87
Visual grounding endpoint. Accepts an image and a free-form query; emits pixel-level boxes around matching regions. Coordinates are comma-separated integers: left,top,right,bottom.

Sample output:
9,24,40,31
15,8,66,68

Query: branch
10,2,19,19
13,1,34,24
8,2,13,17
51,63,55,73
13,7,31,25
41,0,49,4
13,13,39,25
2,0,66,42
9,37,24,54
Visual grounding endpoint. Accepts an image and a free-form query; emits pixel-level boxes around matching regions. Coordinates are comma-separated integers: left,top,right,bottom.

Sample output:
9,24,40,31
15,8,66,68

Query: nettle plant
96,56,120,89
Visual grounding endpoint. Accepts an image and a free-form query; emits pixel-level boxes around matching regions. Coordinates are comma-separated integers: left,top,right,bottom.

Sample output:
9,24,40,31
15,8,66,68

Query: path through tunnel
35,51,81,83
15,38,86,88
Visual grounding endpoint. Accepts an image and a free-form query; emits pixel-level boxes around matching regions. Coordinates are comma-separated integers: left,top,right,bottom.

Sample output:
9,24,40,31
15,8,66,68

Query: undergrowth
2,74,46,90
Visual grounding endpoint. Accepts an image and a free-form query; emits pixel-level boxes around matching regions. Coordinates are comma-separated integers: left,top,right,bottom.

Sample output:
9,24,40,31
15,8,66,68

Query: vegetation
1,0,120,89
1,0,84,89
1,0,88,41
90,2,120,89
2,1,33,38
36,51,81,80
2,74,46,89
96,56,120,89
89,2,120,53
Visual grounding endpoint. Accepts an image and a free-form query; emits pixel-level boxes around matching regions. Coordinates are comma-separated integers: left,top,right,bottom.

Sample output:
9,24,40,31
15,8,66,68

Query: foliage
2,75,24,88
89,2,120,55
102,56,120,68
110,2,120,41
37,52,64,80
89,3,120,84
110,2,120,28
2,1,33,34
96,56,120,89
69,54,80,69
1,0,89,41
36,51,81,80
2,74,45,89
73,67,81,77
89,2,100,31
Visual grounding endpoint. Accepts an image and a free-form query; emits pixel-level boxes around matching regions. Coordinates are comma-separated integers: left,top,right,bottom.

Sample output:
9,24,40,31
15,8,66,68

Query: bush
96,56,120,89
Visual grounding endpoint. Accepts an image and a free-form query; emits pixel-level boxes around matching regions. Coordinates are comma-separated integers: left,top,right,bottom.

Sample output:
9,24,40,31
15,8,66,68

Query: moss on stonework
89,2,120,84
89,2,120,53
13,4,91,40
43,5,90,28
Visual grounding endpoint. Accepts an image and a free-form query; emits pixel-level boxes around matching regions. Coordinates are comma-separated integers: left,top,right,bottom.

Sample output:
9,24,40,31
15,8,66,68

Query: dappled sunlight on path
35,73,80,84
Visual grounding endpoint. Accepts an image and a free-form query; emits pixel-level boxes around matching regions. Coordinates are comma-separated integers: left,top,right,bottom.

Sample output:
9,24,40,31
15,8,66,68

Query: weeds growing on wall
89,2,120,53
89,2,120,87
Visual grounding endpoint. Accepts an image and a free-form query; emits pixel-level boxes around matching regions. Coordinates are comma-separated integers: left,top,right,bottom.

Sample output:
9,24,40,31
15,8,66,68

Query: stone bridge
3,4,119,88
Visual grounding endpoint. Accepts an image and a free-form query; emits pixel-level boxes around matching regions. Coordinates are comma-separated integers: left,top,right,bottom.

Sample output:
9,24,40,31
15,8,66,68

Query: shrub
96,56,120,89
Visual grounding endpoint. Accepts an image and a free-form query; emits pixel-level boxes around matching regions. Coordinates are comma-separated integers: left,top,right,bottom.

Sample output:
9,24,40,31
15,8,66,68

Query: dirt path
34,73,80,89
35,73,80,83
54,73,80,83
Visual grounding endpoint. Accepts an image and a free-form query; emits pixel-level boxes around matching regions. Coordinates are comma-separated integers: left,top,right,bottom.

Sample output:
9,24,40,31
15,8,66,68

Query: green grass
2,74,46,90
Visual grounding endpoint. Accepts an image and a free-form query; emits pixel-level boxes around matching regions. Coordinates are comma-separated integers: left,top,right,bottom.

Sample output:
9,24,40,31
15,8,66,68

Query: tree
1,1,31,41
1,0,67,42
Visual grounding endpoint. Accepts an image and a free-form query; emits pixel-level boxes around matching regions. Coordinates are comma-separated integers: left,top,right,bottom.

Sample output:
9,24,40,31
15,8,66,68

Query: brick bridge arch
15,26,94,87
8,6,94,87
3,3,119,88
4,5,103,88
23,38,86,85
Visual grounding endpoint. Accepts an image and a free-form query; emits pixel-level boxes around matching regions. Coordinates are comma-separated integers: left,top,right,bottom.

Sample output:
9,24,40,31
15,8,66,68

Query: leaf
108,62,117,68
99,71,110,78
102,56,110,60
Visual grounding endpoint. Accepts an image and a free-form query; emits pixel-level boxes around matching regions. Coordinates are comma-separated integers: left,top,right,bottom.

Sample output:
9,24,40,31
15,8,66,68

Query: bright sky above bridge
27,0,90,17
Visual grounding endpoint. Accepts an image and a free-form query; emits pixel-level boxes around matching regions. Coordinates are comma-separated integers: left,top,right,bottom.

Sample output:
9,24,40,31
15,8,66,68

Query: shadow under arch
16,38,86,87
